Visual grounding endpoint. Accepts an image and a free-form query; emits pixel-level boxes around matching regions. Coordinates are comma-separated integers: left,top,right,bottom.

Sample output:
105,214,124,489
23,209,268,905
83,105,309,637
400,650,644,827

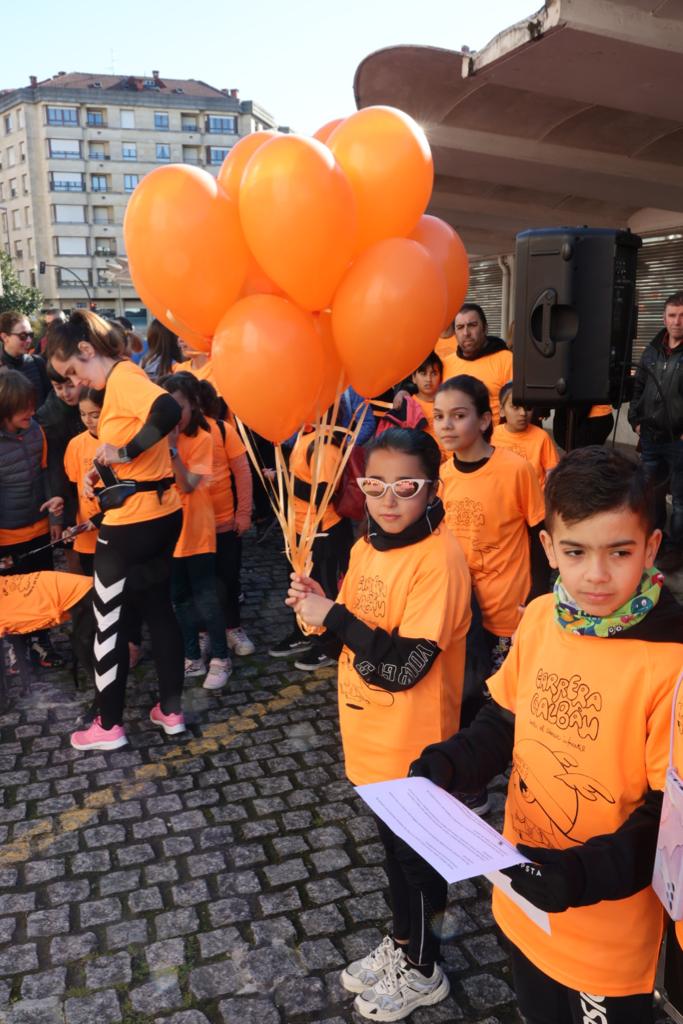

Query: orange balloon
313,118,344,143
304,311,347,420
328,106,433,252
132,273,212,352
217,130,277,202
212,295,324,443
239,136,357,312
239,250,286,299
332,238,447,398
410,216,469,328
124,164,248,339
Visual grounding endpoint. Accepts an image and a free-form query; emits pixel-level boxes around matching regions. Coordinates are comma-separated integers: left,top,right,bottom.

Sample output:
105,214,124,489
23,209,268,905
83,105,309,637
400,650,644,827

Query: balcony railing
95,247,116,256
50,151,81,160
182,124,199,132
91,185,111,192
51,182,85,192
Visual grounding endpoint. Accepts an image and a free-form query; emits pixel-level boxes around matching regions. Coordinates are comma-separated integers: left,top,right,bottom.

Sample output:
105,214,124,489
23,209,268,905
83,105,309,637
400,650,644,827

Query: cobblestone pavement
0,532,672,1024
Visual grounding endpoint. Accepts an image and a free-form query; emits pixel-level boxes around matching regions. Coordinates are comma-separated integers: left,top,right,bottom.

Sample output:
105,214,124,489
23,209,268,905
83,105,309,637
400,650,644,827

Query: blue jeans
640,437,683,544
172,553,228,660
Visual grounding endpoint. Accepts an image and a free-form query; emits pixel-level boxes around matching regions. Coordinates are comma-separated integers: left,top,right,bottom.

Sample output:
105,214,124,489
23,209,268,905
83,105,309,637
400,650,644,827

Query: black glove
500,844,585,913
408,749,454,790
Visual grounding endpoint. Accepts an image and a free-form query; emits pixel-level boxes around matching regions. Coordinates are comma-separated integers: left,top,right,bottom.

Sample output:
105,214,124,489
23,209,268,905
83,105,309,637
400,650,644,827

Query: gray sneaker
354,955,450,1022
340,935,401,994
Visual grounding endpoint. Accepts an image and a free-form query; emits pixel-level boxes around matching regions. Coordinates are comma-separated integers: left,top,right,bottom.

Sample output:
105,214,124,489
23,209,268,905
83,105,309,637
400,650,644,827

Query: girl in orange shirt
287,427,471,1021
63,388,104,576
163,373,232,691
493,382,559,490
47,311,186,751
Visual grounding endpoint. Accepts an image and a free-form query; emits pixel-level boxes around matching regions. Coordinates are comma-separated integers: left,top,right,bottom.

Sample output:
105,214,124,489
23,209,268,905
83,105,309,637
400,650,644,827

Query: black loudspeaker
512,227,641,407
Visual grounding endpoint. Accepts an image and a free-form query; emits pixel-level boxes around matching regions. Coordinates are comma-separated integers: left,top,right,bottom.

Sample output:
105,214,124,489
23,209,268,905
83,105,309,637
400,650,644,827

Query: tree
0,253,43,317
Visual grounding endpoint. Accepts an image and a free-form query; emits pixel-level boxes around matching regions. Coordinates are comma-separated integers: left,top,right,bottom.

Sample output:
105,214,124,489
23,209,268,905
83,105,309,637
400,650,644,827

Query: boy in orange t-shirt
492,382,559,490
409,352,448,461
412,446,682,1022
164,374,232,692
63,388,104,575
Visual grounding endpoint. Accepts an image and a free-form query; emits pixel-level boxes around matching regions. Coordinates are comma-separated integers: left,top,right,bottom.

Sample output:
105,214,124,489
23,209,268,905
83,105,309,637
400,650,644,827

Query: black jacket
628,329,683,441
0,348,50,408
35,391,84,526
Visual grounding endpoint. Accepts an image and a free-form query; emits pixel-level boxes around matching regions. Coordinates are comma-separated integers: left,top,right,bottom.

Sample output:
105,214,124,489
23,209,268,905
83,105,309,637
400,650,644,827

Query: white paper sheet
485,871,551,934
356,776,551,932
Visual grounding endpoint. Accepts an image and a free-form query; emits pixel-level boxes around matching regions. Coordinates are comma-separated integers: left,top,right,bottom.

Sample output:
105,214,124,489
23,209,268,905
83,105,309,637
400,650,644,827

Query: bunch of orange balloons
123,106,469,443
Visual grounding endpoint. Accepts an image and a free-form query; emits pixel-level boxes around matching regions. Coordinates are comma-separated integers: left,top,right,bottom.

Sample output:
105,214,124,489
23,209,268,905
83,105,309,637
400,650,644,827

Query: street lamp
38,261,93,306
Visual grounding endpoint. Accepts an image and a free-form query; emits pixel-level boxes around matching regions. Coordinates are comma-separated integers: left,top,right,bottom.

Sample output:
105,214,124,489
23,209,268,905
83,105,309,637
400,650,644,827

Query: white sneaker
198,632,211,662
226,627,255,656
341,936,402,994
354,955,449,1022
203,657,232,690
184,657,205,678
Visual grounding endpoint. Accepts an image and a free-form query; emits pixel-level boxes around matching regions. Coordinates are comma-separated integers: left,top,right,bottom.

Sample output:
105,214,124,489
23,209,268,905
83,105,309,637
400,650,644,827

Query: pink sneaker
71,717,127,751
149,703,186,736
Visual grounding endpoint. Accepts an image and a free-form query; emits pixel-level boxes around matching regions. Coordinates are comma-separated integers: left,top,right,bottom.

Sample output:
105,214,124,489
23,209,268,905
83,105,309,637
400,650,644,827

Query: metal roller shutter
635,234,683,359
465,259,504,336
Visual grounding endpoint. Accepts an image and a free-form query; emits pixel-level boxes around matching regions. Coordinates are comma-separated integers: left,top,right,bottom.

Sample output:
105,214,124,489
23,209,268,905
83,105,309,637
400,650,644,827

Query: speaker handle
531,288,557,357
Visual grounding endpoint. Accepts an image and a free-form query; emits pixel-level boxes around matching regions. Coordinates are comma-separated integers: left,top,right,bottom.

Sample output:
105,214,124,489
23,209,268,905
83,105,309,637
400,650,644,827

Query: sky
1,0,536,133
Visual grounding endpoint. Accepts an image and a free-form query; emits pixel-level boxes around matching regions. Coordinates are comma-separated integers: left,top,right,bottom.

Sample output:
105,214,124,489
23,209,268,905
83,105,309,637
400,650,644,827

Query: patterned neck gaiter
554,567,664,637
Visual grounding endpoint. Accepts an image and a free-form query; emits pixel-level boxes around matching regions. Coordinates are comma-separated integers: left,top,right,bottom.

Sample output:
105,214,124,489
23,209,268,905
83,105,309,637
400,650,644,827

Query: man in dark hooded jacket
442,303,513,425
628,289,683,552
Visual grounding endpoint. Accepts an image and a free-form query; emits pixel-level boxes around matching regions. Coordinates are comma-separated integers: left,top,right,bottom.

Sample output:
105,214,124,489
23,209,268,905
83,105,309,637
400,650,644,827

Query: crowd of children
1,300,682,1023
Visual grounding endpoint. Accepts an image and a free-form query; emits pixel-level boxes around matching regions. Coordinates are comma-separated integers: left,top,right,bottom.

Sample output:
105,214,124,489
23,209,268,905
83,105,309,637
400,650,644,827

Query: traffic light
38,261,46,274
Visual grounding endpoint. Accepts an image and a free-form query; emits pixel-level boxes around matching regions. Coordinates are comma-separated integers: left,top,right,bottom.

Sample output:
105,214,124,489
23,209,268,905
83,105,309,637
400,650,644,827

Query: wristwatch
116,447,132,464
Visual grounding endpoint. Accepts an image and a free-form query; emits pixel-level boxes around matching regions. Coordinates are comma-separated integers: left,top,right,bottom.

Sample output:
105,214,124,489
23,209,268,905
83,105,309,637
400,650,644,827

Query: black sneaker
457,789,491,816
294,651,337,672
268,630,313,659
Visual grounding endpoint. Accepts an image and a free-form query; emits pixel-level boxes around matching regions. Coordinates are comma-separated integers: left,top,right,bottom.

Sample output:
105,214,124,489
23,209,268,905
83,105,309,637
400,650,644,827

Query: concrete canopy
353,0,683,257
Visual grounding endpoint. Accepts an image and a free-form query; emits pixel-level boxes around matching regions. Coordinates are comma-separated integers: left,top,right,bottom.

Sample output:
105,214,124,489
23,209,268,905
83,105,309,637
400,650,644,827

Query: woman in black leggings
47,310,185,751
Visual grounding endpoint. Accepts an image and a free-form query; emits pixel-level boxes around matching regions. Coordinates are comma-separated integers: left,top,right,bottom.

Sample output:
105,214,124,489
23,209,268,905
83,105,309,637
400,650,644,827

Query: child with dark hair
493,382,559,489
0,369,65,669
410,351,445,455
63,387,104,576
287,427,471,1021
163,373,232,691
411,446,682,1024
434,374,547,810
196,379,254,656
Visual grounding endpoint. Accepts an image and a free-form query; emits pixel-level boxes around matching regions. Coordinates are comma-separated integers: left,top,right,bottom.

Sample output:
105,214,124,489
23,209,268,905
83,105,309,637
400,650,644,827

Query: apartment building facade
0,71,282,319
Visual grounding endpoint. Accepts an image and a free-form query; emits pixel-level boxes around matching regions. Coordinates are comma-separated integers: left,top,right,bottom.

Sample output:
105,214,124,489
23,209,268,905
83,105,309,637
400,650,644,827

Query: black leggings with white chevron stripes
93,510,184,729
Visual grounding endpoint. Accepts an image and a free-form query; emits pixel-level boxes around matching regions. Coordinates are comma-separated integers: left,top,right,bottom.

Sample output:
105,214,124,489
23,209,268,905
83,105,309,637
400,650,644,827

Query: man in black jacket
628,290,683,550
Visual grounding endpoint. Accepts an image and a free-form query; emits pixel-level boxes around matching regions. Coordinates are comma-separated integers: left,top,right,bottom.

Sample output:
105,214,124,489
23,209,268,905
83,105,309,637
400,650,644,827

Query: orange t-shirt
442,348,513,426
290,430,341,540
97,360,180,526
0,571,92,634
206,418,246,528
589,404,612,418
336,526,471,786
488,594,682,996
491,423,559,490
63,431,101,554
440,447,544,636
435,334,457,361
672,689,683,950
173,358,217,386
0,425,49,548
173,428,216,558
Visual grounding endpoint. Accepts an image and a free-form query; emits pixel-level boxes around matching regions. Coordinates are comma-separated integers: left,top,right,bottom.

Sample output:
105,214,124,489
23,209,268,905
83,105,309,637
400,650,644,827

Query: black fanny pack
94,460,175,512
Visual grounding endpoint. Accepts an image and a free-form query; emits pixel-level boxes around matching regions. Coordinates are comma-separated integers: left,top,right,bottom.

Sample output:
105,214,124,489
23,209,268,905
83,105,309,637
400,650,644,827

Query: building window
93,206,113,225
94,237,117,256
57,268,92,288
88,142,109,160
12,210,21,230
9,178,17,198
22,175,29,195
120,109,135,129
19,142,25,162
181,115,198,132
4,114,13,134
52,204,87,224
207,146,229,165
55,236,88,256
154,111,169,130
182,147,201,165
7,146,15,167
48,138,81,159
23,206,30,227
46,106,78,126
97,269,113,286
17,109,24,130
156,143,170,161
207,115,237,134
0,184,4,201
124,174,140,192
14,240,23,259
122,142,137,161
26,237,33,258
91,174,109,192
86,109,106,127
50,172,85,192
